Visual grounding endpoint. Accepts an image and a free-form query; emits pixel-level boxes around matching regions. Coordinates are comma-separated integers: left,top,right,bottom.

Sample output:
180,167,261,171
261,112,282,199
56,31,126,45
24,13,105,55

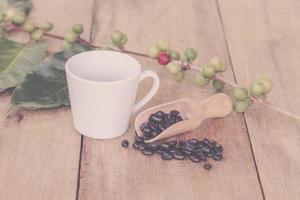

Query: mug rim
65,50,141,84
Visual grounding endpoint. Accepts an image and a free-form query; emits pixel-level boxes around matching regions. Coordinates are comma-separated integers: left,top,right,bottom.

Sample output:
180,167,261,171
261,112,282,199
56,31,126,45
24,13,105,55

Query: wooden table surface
1,0,300,199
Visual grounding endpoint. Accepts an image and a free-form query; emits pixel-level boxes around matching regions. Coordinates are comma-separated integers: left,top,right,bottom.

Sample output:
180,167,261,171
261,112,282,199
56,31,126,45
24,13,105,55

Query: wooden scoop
135,93,232,143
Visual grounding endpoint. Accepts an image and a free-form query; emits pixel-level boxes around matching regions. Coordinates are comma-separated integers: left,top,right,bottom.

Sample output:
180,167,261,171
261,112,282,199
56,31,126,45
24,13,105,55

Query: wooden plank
78,0,263,199
0,0,94,199
217,0,300,199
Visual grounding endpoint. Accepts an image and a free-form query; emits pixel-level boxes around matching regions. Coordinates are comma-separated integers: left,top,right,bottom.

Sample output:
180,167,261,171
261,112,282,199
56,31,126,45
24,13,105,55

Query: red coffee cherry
157,51,171,65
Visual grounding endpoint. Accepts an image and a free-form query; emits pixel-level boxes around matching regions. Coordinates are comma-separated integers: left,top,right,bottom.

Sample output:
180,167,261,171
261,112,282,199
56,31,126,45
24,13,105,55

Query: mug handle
132,70,160,114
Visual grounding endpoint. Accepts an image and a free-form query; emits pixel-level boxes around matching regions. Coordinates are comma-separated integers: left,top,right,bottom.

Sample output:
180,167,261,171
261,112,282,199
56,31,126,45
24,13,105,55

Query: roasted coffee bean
161,151,173,160
182,145,196,152
142,148,155,156
189,154,201,163
168,140,177,147
150,130,159,138
121,140,129,148
195,152,207,161
210,140,217,146
212,153,223,161
170,110,180,116
142,128,152,139
169,147,179,154
132,142,139,149
173,151,185,160
200,145,210,153
203,163,212,170
205,150,215,158
138,143,147,151
135,136,145,143
175,116,183,122
155,147,164,154
180,149,192,156
214,144,223,153
148,122,158,130
158,123,166,132
160,142,170,150
192,148,204,154
187,139,199,146
203,138,210,145
149,114,163,123
178,140,186,147
148,143,158,150
155,111,165,118
139,122,149,131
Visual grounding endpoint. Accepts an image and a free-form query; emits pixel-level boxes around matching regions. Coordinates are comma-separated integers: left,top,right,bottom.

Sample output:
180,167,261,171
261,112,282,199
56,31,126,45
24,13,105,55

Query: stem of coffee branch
6,26,300,122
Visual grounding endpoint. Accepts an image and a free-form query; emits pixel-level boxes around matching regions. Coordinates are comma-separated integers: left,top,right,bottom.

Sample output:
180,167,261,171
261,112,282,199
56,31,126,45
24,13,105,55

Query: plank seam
214,0,266,199
75,135,84,200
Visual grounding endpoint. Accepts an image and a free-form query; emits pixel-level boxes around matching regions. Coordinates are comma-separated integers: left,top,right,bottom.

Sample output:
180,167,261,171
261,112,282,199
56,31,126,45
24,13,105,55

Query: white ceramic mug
65,50,160,139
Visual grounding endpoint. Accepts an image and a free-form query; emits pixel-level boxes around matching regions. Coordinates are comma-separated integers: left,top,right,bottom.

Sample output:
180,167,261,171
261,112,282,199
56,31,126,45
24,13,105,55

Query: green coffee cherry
257,77,273,94
195,73,209,86
41,22,53,32
246,98,254,107
0,13,5,23
23,21,35,33
234,101,249,113
184,48,197,62
250,82,265,96
202,64,216,78
166,61,182,74
213,79,225,91
111,30,124,46
72,24,84,34
170,50,180,60
31,29,44,41
233,87,248,101
64,30,78,43
209,56,226,72
62,40,73,49
11,12,26,25
172,71,185,82
157,39,169,51
120,34,127,46
148,45,161,58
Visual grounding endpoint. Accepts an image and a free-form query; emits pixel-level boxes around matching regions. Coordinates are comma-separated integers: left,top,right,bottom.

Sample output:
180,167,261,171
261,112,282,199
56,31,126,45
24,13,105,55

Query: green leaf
0,0,32,14
0,37,47,92
10,44,93,113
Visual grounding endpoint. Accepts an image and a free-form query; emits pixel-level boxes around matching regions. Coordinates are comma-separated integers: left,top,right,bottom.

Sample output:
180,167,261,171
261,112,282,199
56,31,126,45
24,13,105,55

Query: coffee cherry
209,56,226,72
213,79,225,91
64,30,78,43
11,12,26,25
148,45,160,58
257,77,273,94
62,40,73,49
157,51,171,65
72,23,84,34
233,87,248,101
247,98,254,106
202,64,216,78
157,39,169,51
250,82,265,96
234,101,249,113
166,61,182,74
31,29,44,41
41,22,53,32
170,50,180,60
195,73,209,86
172,71,185,82
5,8,18,19
120,34,127,46
23,21,35,33
184,48,197,62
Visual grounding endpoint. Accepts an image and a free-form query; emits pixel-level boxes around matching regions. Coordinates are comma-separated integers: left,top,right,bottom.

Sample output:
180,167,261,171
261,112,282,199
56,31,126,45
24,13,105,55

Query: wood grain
218,0,300,199
78,0,263,199
0,0,94,199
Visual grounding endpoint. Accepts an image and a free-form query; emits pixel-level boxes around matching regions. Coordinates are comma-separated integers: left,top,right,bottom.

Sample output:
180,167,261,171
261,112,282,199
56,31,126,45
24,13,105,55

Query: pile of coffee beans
139,110,183,140
121,137,223,170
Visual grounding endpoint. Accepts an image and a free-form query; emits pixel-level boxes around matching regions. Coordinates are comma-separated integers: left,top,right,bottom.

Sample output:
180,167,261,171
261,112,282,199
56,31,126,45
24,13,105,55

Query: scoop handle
189,93,232,119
